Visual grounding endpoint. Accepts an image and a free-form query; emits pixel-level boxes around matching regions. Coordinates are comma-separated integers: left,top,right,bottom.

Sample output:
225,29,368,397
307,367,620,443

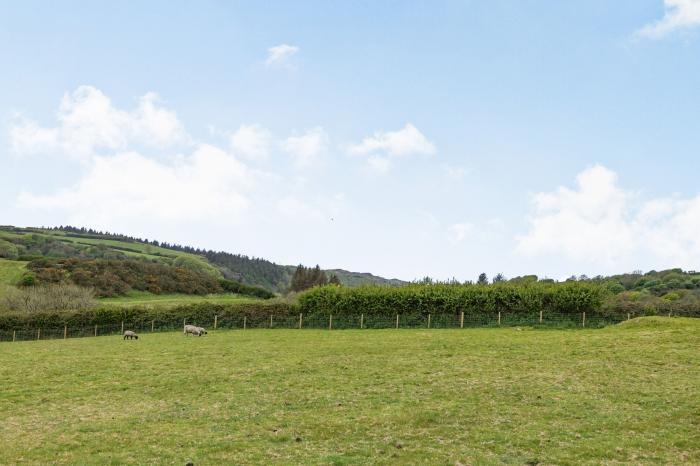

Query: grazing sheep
184,324,206,337
123,330,138,340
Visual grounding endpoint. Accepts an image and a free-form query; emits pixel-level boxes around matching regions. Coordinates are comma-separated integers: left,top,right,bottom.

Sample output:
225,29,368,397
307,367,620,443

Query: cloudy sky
2,0,700,281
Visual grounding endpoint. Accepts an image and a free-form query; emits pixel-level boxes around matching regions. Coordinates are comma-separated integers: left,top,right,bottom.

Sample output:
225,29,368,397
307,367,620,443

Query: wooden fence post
627,313,630,321
460,312,464,329
668,312,671,318
427,314,431,329
329,315,333,330
37,328,40,340
13,330,16,342
243,316,247,330
94,325,97,337
270,314,273,328
183,318,186,332
498,312,501,326
64,325,67,340
582,312,586,327
395,314,399,329
360,313,364,329
214,315,218,330
151,320,155,332
539,310,543,324
299,313,303,329
121,321,124,334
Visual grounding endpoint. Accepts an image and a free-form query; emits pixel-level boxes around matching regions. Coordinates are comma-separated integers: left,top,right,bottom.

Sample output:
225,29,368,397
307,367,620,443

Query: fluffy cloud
10,86,187,161
281,127,328,166
348,123,436,157
230,124,272,160
265,44,300,68
517,165,700,270
18,145,253,224
348,123,435,173
637,0,700,39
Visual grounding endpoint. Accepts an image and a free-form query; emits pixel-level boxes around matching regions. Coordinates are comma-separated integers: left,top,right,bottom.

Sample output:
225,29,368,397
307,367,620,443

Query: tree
492,273,506,283
477,273,488,285
328,274,341,286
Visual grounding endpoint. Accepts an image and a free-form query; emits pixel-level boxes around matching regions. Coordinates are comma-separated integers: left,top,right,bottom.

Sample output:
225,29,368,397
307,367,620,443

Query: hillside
0,226,406,293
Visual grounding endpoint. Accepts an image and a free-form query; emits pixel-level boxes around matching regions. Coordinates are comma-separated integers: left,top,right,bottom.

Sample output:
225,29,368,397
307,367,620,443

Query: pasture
0,258,27,299
99,291,262,307
1,318,698,465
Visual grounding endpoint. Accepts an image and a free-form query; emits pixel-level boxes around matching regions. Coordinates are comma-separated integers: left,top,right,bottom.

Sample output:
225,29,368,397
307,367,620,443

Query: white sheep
184,324,207,337
123,330,138,340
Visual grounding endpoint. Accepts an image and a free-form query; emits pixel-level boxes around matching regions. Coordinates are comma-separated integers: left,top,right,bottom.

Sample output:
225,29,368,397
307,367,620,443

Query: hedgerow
0,301,296,330
298,282,610,318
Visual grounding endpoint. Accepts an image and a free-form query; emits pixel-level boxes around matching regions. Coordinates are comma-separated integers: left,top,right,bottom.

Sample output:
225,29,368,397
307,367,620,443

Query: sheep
123,330,138,340
184,324,207,337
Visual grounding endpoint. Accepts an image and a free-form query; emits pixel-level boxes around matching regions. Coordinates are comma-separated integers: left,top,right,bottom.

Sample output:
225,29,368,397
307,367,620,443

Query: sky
2,0,700,282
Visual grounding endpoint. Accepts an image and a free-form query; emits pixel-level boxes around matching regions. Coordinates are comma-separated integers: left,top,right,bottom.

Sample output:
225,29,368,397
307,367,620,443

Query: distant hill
0,226,407,293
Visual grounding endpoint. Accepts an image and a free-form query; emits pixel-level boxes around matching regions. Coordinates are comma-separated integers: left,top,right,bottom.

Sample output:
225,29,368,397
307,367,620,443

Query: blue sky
2,0,700,281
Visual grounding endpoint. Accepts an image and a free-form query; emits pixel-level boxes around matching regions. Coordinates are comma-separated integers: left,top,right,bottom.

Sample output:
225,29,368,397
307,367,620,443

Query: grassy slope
0,317,698,465
99,291,261,307
0,258,27,298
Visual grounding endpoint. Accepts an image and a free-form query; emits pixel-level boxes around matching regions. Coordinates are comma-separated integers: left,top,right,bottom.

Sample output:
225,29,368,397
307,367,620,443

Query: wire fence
0,310,677,343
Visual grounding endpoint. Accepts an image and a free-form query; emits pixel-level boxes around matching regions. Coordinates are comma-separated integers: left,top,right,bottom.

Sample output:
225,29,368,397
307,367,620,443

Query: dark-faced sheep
123,330,138,340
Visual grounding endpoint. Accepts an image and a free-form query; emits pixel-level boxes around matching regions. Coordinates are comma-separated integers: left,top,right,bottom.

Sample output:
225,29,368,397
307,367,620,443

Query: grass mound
615,316,698,329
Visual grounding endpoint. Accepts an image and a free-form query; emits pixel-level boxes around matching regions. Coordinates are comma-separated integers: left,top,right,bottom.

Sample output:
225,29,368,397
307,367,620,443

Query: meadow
98,291,261,307
1,317,698,465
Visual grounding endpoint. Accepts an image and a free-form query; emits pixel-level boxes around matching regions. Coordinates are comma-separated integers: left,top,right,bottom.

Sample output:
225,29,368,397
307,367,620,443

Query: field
99,291,261,307
0,258,27,298
1,318,698,465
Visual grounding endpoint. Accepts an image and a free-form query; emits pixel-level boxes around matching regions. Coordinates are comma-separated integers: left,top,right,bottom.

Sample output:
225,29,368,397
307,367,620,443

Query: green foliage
299,282,610,319
0,301,295,330
0,239,19,259
172,255,222,278
219,279,275,299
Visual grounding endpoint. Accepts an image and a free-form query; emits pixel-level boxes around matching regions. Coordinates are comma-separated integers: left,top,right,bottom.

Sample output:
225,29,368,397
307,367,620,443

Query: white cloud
18,144,253,224
281,127,328,167
448,222,473,243
265,44,300,68
348,123,436,157
516,165,700,270
230,124,272,160
348,123,435,173
9,86,187,161
636,0,700,39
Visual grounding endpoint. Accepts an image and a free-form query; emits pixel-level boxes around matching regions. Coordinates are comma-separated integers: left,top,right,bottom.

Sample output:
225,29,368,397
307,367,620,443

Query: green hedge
298,282,610,318
0,301,296,330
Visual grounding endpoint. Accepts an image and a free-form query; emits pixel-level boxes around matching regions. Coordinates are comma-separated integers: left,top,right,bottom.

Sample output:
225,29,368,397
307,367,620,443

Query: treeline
289,265,340,292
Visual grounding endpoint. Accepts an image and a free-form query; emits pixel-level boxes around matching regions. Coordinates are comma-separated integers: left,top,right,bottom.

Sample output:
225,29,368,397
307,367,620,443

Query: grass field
1,317,698,465
0,258,27,298
99,291,262,307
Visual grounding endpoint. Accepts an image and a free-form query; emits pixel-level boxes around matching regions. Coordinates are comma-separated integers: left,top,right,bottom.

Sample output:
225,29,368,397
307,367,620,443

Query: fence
0,310,677,343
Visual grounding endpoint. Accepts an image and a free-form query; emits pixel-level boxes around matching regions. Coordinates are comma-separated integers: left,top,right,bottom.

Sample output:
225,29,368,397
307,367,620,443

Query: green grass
1,318,698,465
99,291,261,307
0,258,27,299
